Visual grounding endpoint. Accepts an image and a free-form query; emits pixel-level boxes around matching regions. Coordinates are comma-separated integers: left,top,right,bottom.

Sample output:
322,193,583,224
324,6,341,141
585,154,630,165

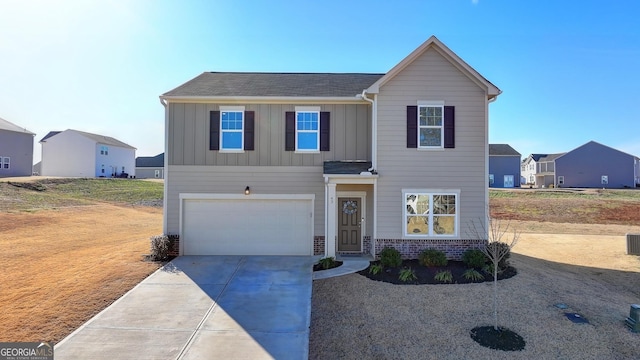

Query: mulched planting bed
313,260,343,272
357,259,517,285
470,326,526,351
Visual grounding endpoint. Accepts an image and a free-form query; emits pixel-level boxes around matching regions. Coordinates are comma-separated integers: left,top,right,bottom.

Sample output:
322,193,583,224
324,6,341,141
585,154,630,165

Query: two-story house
489,144,521,188
160,36,501,259
0,117,35,178
40,129,136,178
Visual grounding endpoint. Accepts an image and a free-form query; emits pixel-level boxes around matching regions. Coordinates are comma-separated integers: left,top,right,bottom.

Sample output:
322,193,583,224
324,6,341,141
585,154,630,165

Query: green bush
485,242,512,269
379,247,402,268
150,234,170,261
434,270,453,283
418,249,448,267
462,249,488,269
318,257,336,270
369,263,383,275
463,268,485,281
398,267,417,282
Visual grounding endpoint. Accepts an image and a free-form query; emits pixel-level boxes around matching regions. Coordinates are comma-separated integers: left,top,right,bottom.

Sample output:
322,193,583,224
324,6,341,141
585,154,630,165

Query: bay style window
404,190,458,237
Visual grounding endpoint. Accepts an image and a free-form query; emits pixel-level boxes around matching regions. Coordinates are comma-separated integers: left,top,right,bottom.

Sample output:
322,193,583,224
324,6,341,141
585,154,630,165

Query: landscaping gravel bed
309,250,640,359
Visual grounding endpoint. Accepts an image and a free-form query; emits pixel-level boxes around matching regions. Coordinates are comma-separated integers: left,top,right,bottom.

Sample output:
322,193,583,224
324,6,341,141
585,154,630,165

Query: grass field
0,178,164,343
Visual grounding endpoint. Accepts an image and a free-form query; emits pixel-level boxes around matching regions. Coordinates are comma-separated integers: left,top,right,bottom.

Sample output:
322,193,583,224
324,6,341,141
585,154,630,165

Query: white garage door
181,196,313,256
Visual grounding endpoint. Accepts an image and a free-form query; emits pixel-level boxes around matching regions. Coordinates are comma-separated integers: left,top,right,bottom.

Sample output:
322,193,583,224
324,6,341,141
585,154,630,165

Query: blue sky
1,0,639,164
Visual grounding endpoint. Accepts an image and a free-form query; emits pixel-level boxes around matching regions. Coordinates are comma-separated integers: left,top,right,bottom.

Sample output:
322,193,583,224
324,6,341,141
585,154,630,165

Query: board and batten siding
165,165,325,236
168,103,371,166
375,47,489,239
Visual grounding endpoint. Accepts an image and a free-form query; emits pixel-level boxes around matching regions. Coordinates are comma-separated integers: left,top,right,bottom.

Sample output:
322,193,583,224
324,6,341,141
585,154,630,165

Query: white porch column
326,183,337,257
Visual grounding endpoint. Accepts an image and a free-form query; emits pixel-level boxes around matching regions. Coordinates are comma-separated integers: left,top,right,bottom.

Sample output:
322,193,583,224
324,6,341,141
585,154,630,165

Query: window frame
489,174,494,186
219,106,245,152
402,189,459,238
295,106,321,153
417,101,444,149
2,157,9,170
557,176,564,185
601,175,608,185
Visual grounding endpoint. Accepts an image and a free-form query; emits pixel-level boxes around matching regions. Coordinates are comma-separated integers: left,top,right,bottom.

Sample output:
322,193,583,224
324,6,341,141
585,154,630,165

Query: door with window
337,197,361,252
504,175,514,188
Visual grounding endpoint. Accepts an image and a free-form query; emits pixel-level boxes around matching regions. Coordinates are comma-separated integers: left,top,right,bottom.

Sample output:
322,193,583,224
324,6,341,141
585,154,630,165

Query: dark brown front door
338,197,361,252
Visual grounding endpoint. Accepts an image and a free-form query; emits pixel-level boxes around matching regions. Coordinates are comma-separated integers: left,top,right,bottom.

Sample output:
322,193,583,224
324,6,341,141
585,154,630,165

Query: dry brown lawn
0,205,162,343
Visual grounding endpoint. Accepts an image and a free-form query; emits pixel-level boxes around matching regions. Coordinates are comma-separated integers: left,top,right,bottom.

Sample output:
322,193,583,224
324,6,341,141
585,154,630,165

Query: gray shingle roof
0,117,35,135
162,72,384,97
40,129,136,150
489,144,520,156
136,153,164,167
538,153,566,162
323,161,373,174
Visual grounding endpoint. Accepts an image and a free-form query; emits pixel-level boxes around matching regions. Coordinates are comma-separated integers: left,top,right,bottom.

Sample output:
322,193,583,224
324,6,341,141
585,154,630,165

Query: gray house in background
526,141,638,188
554,141,637,188
135,153,164,179
0,117,35,178
489,144,521,188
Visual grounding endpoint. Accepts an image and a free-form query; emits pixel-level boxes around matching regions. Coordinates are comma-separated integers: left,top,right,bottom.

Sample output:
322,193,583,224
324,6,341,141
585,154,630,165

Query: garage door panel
182,198,312,255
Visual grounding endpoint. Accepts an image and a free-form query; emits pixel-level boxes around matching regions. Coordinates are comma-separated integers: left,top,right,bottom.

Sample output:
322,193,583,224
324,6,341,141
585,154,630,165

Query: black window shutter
406,106,417,148
209,110,220,150
244,111,255,151
444,106,455,148
320,112,330,151
285,111,295,151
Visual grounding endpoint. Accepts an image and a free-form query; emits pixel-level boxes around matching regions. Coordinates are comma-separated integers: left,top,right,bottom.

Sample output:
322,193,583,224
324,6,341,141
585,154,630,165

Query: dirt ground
0,205,163,343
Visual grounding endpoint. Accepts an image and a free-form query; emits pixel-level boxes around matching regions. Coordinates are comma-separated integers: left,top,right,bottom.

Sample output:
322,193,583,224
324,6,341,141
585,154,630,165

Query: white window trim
294,106,321,153
2,157,9,170
557,176,564,185
601,175,608,185
402,189,460,238
219,106,245,153
489,174,494,185
417,101,445,149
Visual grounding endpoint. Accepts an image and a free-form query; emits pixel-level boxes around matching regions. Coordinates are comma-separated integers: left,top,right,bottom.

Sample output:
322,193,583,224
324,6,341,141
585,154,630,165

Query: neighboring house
0,117,35,178
521,154,547,187
522,141,638,188
160,36,501,259
40,129,136,178
488,144,521,188
136,153,164,179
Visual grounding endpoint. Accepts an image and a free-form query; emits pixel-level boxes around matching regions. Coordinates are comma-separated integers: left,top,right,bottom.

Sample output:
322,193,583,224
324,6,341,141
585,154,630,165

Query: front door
337,197,361,252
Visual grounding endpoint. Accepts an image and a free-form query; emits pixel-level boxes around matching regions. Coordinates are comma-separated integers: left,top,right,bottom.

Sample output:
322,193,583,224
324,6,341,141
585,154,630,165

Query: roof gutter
360,90,377,171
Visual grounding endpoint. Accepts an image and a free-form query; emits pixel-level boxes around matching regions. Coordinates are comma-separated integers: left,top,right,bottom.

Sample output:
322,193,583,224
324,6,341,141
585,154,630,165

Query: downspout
485,95,498,234
360,90,378,254
160,97,169,235
360,90,377,171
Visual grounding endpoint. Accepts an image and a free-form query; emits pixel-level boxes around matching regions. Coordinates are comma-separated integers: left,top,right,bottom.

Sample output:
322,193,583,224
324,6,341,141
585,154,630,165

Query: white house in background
40,129,136,178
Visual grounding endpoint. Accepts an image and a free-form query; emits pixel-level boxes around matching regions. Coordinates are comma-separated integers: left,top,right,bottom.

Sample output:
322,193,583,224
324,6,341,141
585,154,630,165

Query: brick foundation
375,238,486,260
313,236,325,256
167,234,180,257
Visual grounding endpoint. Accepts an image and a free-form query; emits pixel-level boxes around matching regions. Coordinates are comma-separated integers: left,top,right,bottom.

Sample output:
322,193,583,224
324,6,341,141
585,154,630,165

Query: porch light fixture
245,186,250,195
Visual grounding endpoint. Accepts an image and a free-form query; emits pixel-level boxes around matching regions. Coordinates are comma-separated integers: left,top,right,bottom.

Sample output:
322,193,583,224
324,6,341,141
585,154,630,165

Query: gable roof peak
0,116,35,135
366,36,501,99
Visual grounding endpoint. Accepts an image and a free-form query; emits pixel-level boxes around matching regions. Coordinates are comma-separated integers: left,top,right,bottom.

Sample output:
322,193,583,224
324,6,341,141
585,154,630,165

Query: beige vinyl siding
165,165,325,235
168,103,371,166
376,47,488,239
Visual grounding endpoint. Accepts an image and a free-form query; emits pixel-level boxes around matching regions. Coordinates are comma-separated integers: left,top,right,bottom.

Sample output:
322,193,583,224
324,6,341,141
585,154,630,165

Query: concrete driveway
55,256,313,359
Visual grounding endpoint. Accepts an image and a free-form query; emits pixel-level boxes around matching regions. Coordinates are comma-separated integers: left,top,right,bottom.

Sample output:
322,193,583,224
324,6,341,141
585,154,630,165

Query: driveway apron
54,256,314,360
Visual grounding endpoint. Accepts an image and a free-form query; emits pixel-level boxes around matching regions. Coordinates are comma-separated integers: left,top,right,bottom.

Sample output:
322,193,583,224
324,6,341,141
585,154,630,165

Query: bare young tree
469,215,520,330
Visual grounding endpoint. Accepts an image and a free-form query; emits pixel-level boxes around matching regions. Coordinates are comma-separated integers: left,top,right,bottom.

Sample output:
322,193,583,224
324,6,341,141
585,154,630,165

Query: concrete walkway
55,256,313,360
312,255,372,280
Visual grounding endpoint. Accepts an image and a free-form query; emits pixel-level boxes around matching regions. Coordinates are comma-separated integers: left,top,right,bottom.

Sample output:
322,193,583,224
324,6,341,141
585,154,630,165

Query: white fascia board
323,174,379,184
160,96,368,105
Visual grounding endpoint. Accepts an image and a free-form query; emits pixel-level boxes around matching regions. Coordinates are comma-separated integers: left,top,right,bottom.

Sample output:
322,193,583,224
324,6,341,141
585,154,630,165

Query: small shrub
419,249,448,267
318,257,336,270
150,234,170,261
379,247,402,268
369,263,383,275
462,249,488,269
463,268,485,281
434,270,453,283
398,267,417,282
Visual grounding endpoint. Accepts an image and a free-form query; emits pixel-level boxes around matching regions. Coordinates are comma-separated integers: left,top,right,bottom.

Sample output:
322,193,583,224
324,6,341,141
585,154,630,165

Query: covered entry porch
323,161,378,258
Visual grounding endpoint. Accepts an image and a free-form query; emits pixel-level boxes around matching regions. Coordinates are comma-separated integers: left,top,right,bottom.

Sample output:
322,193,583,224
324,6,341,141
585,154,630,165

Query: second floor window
418,105,443,148
221,111,244,151
296,111,319,151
